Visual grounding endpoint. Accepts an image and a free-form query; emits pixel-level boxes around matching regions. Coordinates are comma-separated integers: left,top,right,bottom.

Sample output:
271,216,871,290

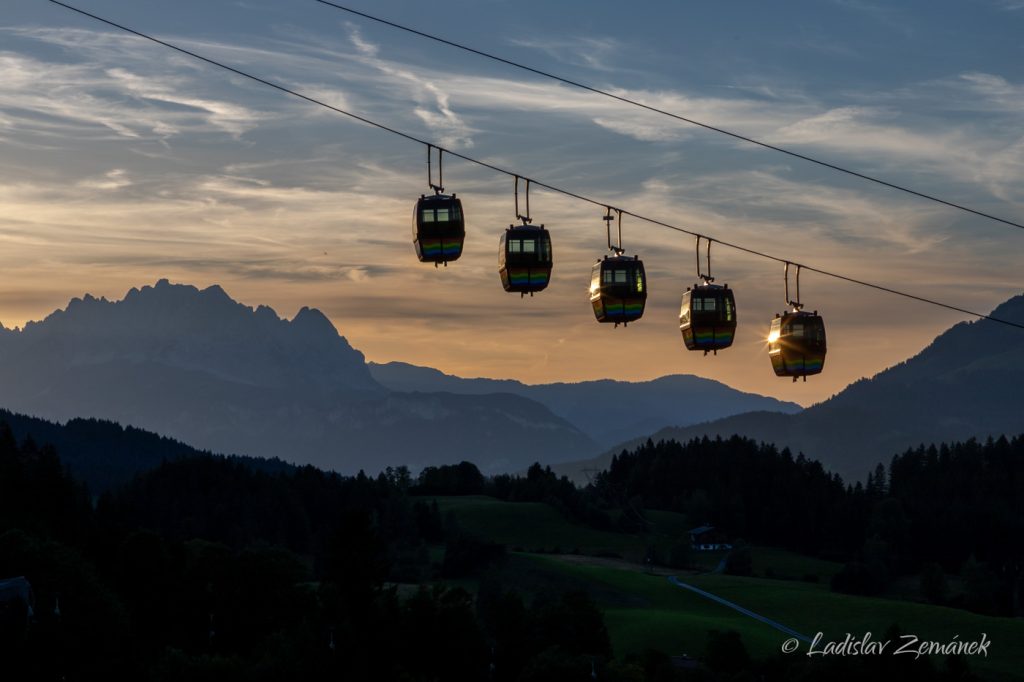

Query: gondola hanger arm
785,262,804,311
427,144,444,194
514,176,532,225
696,236,715,284
605,207,624,255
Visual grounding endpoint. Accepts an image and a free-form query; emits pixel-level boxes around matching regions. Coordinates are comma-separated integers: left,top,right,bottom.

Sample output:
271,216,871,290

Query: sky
1,0,1022,405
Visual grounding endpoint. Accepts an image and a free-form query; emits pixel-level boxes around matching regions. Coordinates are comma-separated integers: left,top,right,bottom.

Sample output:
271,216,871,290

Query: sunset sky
2,0,1022,405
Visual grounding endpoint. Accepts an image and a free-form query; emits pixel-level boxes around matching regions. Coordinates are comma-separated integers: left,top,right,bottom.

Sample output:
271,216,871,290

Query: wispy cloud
0,49,264,142
637,168,954,256
345,22,379,58
770,106,959,163
9,20,1018,197
335,31,479,147
104,67,261,138
78,168,132,190
959,72,1024,110
507,36,625,72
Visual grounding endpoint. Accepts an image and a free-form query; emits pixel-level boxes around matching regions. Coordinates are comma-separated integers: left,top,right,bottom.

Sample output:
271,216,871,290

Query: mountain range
368,362,802,445
0,280,796,475
554,293,1024,483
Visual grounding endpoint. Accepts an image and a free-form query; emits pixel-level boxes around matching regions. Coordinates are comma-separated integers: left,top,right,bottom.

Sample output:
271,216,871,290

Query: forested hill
594,434,1024,616
0,409,292,493
560,293,1024,483
0,423,617,680
3,416,1019,678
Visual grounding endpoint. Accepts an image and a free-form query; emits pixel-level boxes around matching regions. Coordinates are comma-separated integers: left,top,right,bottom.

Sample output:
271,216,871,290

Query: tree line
0,422,620,680
416,434,1024,616
592,435,1024,615
0,418,997,680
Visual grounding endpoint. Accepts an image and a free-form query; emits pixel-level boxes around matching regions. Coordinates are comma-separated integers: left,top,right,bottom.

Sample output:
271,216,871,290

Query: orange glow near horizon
2,5,1021,408
0,267,1003,409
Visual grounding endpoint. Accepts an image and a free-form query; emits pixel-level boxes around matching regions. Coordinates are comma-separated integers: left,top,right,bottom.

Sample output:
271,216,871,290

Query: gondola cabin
413,193,465,265
767,310,827,380
680,284,737,354
590,255,647,325
499,225,553,294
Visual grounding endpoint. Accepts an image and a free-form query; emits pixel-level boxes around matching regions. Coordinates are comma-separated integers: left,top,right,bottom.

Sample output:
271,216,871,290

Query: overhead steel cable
314,0,1024,234
46,0,1024,331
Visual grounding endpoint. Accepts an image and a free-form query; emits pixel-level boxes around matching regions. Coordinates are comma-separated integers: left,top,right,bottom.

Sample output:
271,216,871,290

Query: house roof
0,576,32,603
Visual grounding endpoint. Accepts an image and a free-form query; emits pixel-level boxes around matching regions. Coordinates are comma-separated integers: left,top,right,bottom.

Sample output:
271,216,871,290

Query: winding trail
667,576,812,643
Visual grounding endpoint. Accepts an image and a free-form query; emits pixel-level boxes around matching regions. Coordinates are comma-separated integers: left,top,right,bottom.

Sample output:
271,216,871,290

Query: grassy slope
432,495,641,555
429,495,841,579
428,496,1021,679
688,573,1024,671
526,556,1023,680
514,554,785,659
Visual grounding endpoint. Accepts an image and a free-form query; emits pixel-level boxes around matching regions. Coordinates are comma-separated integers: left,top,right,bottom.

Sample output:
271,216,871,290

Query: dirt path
541,553,811,644
667,576,812,643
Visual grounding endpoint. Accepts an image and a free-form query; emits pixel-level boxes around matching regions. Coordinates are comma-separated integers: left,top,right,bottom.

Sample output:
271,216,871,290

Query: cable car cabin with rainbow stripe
499,224,552,295
680,284,736,354
413,193,465,265
590,255,647,326
767,310,827,381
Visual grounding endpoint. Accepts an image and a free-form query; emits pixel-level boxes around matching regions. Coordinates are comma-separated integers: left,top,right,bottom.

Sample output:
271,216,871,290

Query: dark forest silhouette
595,436,1024,614
2,417,1006,679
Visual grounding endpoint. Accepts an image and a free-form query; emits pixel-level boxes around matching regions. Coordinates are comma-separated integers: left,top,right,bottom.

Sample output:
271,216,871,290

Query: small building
0,576,34,637
670,654,698,670
689,525,732,551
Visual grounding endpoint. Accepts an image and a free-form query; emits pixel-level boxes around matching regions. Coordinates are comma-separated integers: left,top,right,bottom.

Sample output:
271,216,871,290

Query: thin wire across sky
43,0,1024,331
316,0,1024,234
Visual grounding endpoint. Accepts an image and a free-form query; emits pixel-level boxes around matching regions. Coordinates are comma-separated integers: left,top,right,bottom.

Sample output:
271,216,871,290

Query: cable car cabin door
413,194,465,264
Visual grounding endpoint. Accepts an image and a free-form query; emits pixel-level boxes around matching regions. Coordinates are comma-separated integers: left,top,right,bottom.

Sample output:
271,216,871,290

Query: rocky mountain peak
1,280,381,394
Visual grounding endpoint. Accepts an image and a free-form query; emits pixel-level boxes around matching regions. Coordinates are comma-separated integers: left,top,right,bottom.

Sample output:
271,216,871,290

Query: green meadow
429,495,842,579
516,555,1024,680
431,495,642,556
427,495,1024,680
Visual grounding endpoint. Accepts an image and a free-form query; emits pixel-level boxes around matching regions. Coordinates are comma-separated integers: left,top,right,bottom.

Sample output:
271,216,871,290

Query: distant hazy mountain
10,280,380,393
555,293,1024,483
0,280,595,473
369,362,802,444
